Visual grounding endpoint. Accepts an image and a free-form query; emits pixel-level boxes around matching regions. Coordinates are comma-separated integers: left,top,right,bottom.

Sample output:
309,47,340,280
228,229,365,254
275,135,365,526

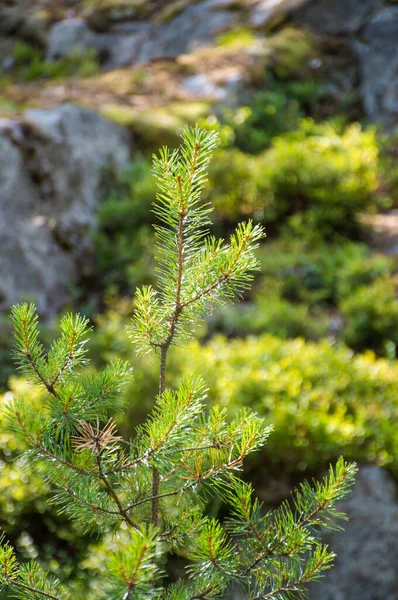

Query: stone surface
135,0,236,63
182,73,227,99
0,105,131,317
293,0,398,127
294,0,383,35
355,7,398,127
90,30,149,68
0,5,47,47
309,466,398,600
248,0,309,29
47,18,92,60
47,1,235,67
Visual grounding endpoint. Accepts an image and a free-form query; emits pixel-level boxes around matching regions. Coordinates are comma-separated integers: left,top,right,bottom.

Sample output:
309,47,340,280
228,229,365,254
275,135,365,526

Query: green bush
247,241,395,351
204,121,382,234
341,277,398,356
255,121,381,237
212,78,322,155
86,308,398,475
205,148,259,220
208,280,330,341
176,334,398,474
0,380,91,586
93,158,157,294
266,27,315,79
257,239,394,308
9,41,99,82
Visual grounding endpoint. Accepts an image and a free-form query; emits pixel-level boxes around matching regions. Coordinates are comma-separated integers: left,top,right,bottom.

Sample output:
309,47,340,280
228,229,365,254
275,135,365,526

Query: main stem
152,208,185,527
152,345,168,527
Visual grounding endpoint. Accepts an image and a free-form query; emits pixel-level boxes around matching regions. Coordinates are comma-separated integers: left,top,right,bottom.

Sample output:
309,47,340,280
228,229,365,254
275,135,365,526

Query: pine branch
47,313,91,388
229,459,357,578
59,485,121,517
0,539,70,600
11,303,57,396
96,453,139,530
7,579,64,600
106,529,159,599
125,455,244,514
36,443,95,477
250,545,335,600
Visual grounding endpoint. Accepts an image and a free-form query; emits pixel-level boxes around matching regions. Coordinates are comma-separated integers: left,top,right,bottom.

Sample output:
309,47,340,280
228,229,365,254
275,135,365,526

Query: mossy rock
102,101,210,150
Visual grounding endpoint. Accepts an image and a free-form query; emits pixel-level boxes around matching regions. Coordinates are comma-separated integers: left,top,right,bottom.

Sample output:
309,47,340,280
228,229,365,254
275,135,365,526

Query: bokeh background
1,0,398,598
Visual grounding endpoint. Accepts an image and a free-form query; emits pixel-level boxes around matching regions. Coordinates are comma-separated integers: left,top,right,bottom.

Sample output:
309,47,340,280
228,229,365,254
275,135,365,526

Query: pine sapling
0,126,356,600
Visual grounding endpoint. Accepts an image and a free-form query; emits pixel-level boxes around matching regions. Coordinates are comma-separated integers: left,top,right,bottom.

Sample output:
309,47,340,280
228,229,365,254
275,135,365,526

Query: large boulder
355,7,398,128
0,105,131,317
309,466,398,600
294,0,383,36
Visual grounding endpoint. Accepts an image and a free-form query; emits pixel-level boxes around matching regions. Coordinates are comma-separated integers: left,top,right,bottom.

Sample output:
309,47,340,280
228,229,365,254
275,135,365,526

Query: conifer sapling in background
0,126,356,600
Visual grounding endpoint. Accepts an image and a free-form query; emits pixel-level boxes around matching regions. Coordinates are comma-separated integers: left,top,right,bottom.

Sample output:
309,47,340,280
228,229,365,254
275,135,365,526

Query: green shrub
267,27,315,79
176,334,398,474
257,239,394,308
87,307,398,475
10,41,99,82
336,252,394,300
93,158,157,294
250,241,395,351
205,148,259,220
341,277,398,356
208,280,330,340
213,78,322,155
255,121,381,237
204,121,382,234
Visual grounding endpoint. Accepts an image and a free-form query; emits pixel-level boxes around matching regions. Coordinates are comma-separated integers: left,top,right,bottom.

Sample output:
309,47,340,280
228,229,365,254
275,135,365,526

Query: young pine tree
0,127,356,600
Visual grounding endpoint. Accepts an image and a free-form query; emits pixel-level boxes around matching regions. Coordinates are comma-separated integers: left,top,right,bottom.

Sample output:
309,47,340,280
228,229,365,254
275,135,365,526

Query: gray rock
182,73,227,99
46,18,92,60
0,6,47,47
90,29,150,69
355,7,398,128
0,105,131,317
248,0,309,29
293,0,398,127
135,0,236,63
46,1,235,67
309,466,398,600
294,0,383,36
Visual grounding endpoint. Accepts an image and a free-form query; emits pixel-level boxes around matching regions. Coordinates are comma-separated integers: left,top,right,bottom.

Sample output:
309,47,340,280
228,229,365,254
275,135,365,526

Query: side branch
182,230,252,309
126,456,243,513
8,579,65,600
49,330,77,389
96,455,139,530
20,318,58,397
